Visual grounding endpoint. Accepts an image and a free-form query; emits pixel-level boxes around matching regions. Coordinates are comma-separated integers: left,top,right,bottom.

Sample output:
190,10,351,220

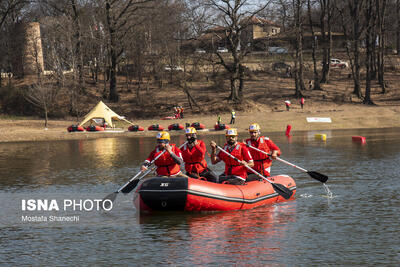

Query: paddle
102,142,186,206
246,144,328,183
216,145,293,200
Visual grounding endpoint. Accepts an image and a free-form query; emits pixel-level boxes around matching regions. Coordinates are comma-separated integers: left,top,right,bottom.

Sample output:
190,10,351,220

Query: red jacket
217,142,253,179
181,141,208,174
245,136,281,176
145,144,182,176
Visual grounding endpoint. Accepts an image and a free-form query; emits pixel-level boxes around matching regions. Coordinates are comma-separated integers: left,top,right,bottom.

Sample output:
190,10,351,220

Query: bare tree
23,78,61,128
0,0,28,28
376,0,387,93
0,0,29,87
307,0,322,90
292,0,305,97
39,0,87,93
363,0,376,105
100,0,153,102
337,0,366,99
397,0,400,55
272,0,291,32
318,0,333,84
204,0,271,103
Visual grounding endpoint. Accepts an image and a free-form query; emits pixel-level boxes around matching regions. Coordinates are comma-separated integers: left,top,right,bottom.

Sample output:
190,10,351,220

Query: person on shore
210,128,254,185
245,123,281,180
300,97,305,109
284,100,291,111
174,106,178,119
102,119,108,128
181,127,217,182
141,131,185,177
180,106,184,119
230,110,236,124
286,66,292,78
217,114,221,125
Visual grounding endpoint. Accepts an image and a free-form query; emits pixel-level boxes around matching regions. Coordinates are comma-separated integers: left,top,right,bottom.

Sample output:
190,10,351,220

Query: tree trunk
294,0,305,97
397,0,400,55
109,48,119,102
71,0,85,94
319,0,331,84
364,27,374,104
44,107,48,128
352,5,362,98
238,65,244,100
377,0,387,93
106,1,119,102
307,0,322,90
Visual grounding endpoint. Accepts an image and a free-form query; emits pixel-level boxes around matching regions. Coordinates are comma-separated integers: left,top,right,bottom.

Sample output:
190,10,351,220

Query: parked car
195,48,206,54
329,58,349,69
216,47,228,53
164,65,183,71
268,46,288,54
273,62,291,71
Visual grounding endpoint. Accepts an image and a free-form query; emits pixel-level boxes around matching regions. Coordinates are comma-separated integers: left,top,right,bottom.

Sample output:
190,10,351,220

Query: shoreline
1,103,399,143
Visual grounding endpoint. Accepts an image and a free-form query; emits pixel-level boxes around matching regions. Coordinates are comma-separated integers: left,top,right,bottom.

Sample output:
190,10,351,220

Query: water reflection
138,202,297,265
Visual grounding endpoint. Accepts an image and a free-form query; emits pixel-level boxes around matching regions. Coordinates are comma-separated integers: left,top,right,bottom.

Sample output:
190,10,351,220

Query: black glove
143,162,151,168
188,137,197,144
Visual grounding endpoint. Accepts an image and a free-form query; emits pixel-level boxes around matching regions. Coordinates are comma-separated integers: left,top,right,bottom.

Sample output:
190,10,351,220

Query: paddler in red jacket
245,123,280,180
141,131,184,177
210,128,254,185
181,127,217,182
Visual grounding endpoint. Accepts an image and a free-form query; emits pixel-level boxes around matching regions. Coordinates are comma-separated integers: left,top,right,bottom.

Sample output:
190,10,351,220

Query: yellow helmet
185,127,197,134
156,131,170,141
249,123,260,132
225,128,238,136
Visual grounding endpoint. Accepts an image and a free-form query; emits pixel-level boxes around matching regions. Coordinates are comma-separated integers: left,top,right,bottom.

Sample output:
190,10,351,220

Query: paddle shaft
216,146,274,185
116,151,166,193
117,142,186,193
216,145,293,199
247,144,328,183
246,144,307,172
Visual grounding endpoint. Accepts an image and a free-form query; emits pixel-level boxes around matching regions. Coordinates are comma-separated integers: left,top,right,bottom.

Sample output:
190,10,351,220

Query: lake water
0,128,399,266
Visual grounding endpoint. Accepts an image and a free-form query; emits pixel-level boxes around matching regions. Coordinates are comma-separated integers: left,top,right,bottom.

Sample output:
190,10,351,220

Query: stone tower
12,22,44,77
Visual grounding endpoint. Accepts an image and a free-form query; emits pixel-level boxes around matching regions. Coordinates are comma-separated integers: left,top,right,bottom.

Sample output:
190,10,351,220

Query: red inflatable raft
168,123,184,131
135,175,296,212
128,125,144,132
86,125,105,131
191,122,206,130
67,125,85,132
148,124,164,131
214,123,230,131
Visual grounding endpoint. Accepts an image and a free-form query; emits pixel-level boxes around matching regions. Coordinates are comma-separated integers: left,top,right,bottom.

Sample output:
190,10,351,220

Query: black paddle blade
271,183,293,200
307,171,328,183
120,179,140,194
101,192,117,210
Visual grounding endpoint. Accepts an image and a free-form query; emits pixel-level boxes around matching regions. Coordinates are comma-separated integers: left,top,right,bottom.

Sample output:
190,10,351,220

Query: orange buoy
285,124,292,136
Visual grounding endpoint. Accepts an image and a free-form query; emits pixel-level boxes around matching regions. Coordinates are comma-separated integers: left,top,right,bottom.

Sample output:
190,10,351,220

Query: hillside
3,53,400,124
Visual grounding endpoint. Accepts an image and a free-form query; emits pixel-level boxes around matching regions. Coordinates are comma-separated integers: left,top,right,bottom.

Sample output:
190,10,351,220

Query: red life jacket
146,144,182,176
181,140,208,174
217,142,253,179
245,136,281,176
